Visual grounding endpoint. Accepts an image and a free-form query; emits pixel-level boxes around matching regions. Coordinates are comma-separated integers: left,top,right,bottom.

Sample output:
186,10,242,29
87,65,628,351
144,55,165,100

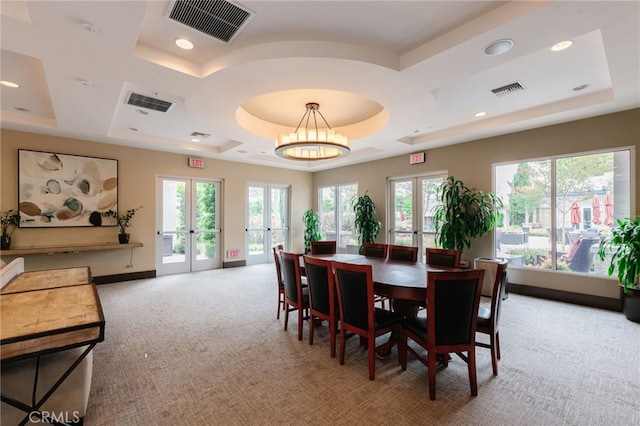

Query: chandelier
275,102,350,160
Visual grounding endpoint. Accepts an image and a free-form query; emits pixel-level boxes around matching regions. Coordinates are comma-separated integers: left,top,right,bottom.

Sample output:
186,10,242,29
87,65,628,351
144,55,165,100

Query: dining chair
362,242,388,259
388,245,418,263
362,243,390,309
425,248,461,268
303,255,339,357
474,258,508,376
272,244,286,319
399,269,485,400
280,251,310,340
333,261,403,380
310,240,337,255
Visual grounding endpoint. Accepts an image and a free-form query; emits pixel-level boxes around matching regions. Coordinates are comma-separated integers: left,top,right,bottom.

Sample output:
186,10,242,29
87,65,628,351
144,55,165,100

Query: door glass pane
393,179,413,246
162,180,187,264
248,186,265,256
271,187,287,248
319,186,336,241
421,176,444,253
339,184,357,246
195,182,217,260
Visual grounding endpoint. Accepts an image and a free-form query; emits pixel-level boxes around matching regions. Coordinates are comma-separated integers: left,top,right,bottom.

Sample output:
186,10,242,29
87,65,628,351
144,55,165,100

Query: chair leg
284,304,289,331
428,351,437,401
368,335,376,381
490,332,498,376
297,308,304,340
329,319,336,358
468,348,478,397
339,329,346,365
309,315,315,346
496,331,501,360
277,295,282,319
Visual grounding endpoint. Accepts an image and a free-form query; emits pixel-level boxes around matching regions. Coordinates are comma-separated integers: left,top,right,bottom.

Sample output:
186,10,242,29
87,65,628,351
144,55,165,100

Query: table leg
376,298,421,358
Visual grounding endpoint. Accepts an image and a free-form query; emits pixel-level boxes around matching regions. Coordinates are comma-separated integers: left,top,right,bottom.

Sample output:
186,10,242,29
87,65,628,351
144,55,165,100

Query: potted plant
1,209,22,250
102,206,142,244
353,191,381,254
598,216,640,323
433,176,502,252
302,209,321,253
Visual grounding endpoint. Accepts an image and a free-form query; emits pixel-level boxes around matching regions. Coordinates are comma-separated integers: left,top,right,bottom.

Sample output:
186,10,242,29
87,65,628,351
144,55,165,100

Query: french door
157,177,221,275
246,184,289,265
389,174,445,261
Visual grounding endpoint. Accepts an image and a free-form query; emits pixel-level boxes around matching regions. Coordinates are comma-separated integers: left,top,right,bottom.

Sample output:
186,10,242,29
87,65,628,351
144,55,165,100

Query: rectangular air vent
168,0,253,43
127,92,174,112
191,132,211,139
491,81,525,97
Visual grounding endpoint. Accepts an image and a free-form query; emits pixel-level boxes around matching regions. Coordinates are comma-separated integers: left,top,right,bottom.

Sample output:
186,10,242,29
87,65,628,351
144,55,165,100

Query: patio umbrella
604,192,614,226
591,195,601,225
570,202,581,225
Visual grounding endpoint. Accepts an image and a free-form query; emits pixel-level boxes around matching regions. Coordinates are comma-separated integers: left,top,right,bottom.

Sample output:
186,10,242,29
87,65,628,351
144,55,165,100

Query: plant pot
622,287,640,323
1,236,11,250
118,233,130,244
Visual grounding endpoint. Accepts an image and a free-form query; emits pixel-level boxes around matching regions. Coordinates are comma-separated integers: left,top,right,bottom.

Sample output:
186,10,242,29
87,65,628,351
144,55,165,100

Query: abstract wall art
18,150,118,228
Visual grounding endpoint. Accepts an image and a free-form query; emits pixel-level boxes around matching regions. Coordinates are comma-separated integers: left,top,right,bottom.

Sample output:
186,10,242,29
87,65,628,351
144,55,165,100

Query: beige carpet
83,264,639,426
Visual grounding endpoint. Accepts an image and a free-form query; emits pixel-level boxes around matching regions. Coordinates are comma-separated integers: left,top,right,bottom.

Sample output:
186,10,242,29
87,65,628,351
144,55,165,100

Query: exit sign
188,157,205,168
410,152,425,165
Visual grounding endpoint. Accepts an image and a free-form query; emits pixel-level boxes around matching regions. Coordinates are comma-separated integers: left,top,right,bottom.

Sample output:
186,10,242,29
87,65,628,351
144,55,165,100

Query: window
318,184,357,248
494,148,633,275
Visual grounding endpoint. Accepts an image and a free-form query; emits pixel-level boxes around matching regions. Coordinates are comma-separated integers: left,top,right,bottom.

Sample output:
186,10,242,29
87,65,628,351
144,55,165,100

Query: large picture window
318,183,357,248
494,148,633,275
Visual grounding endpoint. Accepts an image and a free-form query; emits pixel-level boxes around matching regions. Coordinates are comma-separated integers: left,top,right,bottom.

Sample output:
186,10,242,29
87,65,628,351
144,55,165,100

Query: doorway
157,177,221,275
246,184,289,265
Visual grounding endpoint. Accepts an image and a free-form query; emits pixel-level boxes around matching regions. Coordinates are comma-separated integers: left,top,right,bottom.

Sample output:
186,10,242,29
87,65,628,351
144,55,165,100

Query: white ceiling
1,1,638,172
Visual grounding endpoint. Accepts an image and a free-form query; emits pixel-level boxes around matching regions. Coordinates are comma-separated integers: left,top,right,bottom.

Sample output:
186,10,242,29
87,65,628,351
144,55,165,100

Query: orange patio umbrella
570,202,581,225
604,192,614,226
591,195,601,225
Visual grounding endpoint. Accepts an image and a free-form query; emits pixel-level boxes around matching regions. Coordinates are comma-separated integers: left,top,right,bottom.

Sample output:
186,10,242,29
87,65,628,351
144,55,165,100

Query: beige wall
1,109,638,298
314,108,639,299
0,130,312,276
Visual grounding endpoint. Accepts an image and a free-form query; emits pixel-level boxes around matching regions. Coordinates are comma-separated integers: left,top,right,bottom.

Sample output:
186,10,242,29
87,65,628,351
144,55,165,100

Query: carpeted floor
84,264,639,425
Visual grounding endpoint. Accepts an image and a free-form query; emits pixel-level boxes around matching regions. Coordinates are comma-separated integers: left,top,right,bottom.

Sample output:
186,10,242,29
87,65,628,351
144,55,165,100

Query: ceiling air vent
491,81,525,97
168,0,253,43
191,132,211,139
126,92,174,113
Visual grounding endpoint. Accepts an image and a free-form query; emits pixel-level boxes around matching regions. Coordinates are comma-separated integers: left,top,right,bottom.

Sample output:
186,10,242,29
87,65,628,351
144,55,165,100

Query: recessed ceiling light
191,138,200,142
484,39,514,56
474,111,487,117
238,150,248,154
78,79,92,86
1,80,20,88
175,38,194,50
573,84,590,92
128,127,138,132
14,107,31,112
551,40,573,52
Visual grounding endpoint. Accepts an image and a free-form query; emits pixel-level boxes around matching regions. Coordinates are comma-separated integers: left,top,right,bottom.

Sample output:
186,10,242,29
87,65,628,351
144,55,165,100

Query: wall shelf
0,242,143,256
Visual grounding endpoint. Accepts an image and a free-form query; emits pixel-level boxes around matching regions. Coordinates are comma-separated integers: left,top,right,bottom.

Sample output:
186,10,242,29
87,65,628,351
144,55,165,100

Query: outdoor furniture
561,237,600,273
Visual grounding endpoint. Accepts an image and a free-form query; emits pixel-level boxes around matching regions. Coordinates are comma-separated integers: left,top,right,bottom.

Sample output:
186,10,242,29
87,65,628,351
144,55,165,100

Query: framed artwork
18,150,118,228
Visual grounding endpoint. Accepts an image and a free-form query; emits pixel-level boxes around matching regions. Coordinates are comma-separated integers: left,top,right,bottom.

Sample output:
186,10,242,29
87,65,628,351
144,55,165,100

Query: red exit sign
188,157,205,168
409,152,425,165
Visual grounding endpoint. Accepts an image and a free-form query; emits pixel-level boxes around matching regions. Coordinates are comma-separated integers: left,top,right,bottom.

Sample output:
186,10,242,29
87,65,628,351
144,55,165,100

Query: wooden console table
0,242,142,256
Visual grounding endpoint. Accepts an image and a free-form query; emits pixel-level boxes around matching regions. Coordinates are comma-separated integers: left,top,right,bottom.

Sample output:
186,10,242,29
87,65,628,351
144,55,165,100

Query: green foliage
303,209,321,252
1,209,22,238
352,191,381,254
598,216,640,293
102,206,142,234
433,176,503,251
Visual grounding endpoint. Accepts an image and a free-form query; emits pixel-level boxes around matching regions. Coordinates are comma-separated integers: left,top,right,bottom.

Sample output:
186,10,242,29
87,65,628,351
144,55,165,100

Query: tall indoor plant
1,209,22,250
598,216,640,322
433,176,502,252
102,206,142,244
302,209,321,253
353,191,381,254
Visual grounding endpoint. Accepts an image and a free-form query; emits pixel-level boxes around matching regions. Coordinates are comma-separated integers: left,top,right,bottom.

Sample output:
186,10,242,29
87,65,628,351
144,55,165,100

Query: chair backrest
311,240,337,255
427,270,484,348
566,237,600,273
333,261,374,332
362,242,388,259
473,257,507,297
273,244,285,287
425,248,461,268
303,255,335,316
281,252,304,305
388,245,418,263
